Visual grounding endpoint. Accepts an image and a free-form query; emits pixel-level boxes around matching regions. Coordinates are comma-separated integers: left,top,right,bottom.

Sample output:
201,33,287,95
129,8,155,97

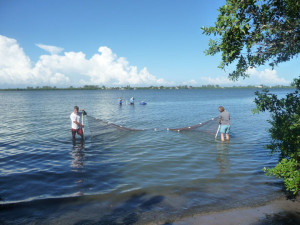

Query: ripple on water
0,89,288,224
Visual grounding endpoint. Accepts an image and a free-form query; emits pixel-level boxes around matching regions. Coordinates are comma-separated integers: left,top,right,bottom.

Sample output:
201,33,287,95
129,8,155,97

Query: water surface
0,88,291,224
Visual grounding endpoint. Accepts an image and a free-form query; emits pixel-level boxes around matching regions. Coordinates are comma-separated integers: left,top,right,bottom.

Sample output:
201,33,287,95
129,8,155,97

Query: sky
0,0,298,88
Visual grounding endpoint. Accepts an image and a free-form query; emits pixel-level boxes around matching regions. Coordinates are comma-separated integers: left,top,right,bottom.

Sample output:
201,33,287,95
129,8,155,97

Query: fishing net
86,115,219,139
168,116,219,136
86,115,145,140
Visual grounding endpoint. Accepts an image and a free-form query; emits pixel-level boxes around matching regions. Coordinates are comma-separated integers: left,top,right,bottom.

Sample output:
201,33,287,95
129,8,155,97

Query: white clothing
130,97,134,103
70,112,82,129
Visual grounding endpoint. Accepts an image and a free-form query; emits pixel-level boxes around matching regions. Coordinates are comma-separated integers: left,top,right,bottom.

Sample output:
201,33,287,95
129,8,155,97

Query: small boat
140,101,147,105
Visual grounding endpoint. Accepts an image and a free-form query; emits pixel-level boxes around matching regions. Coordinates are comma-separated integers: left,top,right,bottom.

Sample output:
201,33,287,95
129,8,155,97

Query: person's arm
73,120,84,127
79,109,87,115
71,114,84,127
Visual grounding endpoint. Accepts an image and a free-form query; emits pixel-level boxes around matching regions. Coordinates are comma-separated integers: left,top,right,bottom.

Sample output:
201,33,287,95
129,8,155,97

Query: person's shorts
220,125,230,134
72,128,83,136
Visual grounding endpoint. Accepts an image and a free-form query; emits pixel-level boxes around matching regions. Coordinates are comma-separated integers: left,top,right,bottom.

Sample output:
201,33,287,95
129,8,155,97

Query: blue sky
0,0,298,88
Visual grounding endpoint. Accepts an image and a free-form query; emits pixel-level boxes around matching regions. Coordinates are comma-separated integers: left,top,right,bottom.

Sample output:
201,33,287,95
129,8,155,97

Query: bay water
0,88,292,224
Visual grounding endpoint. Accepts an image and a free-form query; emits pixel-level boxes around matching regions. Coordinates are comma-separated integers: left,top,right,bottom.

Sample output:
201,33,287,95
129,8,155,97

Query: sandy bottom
1,196,299,224
154,197,300,225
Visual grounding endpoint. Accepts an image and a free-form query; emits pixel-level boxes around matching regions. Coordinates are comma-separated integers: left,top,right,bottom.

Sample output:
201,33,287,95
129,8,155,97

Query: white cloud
36,43,64,55
200,76,234,86
0,35,166,87
182,79,198,85
0,34,32,84
199,68,291,86
83,46,166,86
245,67,290,85
0,35,70,86
0,35,291,88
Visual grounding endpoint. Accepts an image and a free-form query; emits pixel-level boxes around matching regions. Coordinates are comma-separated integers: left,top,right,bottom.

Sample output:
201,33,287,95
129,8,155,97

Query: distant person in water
130,97,134,105
70,106,87,140
218,106,230,142
118,97,123,105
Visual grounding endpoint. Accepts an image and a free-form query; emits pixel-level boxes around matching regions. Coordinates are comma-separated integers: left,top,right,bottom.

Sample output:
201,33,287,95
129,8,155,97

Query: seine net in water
86,115,145,139
87,115,219,139
168,116,219,135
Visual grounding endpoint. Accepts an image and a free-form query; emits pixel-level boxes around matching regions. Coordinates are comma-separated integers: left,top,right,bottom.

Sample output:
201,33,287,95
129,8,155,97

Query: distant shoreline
0,85,295,91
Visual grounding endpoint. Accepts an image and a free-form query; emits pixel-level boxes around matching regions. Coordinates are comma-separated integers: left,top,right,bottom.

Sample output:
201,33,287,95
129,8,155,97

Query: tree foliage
263,158,299,194
202,0,300,80
203,0,300,194
254,77,300,194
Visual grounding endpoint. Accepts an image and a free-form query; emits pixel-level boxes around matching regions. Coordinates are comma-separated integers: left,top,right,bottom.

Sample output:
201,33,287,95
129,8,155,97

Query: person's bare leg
226,133,230,141
221,133,225,141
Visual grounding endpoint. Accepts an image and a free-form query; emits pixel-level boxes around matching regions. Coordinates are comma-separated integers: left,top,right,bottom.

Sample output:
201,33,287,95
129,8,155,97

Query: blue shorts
220,125,230,134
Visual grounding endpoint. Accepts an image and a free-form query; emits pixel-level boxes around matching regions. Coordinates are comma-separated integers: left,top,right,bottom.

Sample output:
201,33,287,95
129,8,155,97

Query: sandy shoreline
1,196,299,224
0,197,300,225
150,197,300,225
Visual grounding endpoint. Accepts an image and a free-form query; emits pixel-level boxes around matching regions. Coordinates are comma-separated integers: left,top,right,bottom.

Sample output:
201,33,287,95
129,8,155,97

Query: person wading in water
218,106,230,142
70,106,87,143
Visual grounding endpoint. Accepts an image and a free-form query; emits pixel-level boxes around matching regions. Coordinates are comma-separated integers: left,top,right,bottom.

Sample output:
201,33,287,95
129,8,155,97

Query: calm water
0,88,292,224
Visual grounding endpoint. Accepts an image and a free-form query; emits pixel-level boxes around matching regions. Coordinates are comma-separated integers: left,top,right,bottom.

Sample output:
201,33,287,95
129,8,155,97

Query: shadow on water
0,193,164,225
73,193,165,225
252,211,300,225
0,129,148,224
64,125,166,224
1,134,164,224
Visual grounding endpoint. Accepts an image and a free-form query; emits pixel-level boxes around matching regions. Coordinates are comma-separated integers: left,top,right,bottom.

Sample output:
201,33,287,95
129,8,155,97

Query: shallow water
0,88,292,224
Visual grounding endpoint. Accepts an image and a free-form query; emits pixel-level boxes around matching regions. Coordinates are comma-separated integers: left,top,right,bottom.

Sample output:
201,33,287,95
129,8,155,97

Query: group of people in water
118,97,146,105
70,105,230,142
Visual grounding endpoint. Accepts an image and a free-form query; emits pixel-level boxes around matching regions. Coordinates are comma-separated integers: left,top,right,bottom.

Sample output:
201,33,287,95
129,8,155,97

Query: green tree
202,0,300,194
202,0,299,80
254,78,300,194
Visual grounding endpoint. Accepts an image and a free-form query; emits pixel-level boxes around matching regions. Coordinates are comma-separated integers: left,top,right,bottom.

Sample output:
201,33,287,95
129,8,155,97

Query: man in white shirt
70,106,86,140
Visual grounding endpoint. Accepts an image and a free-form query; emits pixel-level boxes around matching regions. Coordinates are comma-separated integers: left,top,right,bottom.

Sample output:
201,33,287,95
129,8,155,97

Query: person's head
74,106,79,114
218,106,225,112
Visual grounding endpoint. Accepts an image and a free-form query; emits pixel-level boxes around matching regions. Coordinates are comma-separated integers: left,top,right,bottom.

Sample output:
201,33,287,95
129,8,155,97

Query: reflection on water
71,138,85,196
71,137,85,168
216,141,230,174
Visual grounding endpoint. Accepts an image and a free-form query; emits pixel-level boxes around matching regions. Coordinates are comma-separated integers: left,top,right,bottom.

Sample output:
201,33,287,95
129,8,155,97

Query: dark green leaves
254,77,300,195
202,0,300,80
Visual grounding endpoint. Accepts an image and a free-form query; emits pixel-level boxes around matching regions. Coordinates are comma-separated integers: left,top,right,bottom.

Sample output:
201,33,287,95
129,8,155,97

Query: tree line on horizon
0,84,294,91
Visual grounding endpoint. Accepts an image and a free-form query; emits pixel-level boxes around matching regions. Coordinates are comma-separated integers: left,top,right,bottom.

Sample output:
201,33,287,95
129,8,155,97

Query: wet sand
1,196,299,224
157,197,300,225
